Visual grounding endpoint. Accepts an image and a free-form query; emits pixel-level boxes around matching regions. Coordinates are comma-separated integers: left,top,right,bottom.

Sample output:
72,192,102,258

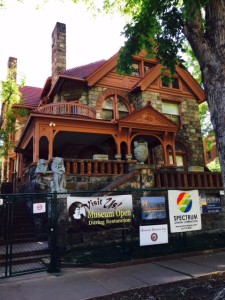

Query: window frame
102,94,130,121
162,100,182,126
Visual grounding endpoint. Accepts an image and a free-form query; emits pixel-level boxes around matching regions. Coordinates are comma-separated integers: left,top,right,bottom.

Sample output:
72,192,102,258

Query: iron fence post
48,192,60,273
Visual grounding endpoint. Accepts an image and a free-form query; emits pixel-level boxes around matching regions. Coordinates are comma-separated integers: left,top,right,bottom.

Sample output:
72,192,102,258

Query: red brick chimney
51,22,66,87
7,57,17,81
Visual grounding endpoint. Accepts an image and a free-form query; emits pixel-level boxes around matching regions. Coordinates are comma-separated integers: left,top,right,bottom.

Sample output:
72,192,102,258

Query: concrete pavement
1,251,225,300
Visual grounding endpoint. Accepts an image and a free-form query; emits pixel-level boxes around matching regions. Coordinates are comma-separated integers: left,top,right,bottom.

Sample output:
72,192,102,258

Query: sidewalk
1,251,225,300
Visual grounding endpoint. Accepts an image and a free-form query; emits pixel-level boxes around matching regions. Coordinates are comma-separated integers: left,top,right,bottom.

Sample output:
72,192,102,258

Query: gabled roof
118,102,179,132
20,86,42,107
130,64,205,103
86,53,119,86
61,60,106,79
44,51,205,104
175,66,205,103
44,60,106,100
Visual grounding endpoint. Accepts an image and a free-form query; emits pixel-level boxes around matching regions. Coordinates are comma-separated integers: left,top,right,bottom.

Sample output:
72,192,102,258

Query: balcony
37,102,96,119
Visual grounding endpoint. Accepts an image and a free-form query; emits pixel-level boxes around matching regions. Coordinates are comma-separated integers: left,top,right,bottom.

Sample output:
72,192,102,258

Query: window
161,76,180,89
131,62,140,76
102,95,129,120
207,151,212,160
169,143,186,167
172,78,179,89
144,62,155,74
162,101,180,125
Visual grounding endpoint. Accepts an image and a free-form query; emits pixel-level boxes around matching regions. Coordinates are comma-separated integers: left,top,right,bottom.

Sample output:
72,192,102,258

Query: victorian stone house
1,22,222,193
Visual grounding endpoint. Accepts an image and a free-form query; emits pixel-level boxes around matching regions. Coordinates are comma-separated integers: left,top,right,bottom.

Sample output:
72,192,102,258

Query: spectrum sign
168,190,202,233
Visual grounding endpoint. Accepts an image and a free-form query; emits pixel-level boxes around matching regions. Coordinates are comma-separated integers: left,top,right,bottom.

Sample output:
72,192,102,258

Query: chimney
7,57,17,81
51,22,66,86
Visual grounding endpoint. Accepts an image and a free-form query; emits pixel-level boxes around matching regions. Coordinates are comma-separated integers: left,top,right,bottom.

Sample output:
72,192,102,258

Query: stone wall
179,98,204,166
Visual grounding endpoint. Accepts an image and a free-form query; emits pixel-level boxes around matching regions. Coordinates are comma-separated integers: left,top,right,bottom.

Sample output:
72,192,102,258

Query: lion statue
51,157,67,192
35,159,49,173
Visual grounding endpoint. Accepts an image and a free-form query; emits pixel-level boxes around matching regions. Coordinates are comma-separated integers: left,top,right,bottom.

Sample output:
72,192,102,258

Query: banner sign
168,190,202,233
33,202,46,214
67,195,133,232
200,193,222,214
141,196,166,220
139,224,168,246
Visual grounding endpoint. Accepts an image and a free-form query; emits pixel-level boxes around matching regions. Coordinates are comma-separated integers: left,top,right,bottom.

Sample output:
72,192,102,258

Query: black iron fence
0,188,225,278
62,188,225,266
0,193,59,279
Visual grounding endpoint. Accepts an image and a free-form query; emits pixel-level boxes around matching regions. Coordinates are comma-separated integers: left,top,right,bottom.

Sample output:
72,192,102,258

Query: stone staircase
93,166,154,196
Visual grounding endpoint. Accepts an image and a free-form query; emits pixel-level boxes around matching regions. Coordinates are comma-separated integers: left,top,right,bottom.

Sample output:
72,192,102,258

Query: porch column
115,135,121,160
126,137,132,161
48,122,56,161
34,125,39,162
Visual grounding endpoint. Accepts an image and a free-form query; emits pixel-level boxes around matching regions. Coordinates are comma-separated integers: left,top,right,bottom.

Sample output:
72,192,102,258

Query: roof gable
131,63,205,102
86,53,119,86
118,102,179,131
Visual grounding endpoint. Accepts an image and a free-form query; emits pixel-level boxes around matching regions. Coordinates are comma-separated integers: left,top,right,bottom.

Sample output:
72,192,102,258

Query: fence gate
0,193,58,278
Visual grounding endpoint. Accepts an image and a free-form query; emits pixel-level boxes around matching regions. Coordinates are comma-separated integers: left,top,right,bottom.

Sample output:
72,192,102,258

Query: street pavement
1,250,225,300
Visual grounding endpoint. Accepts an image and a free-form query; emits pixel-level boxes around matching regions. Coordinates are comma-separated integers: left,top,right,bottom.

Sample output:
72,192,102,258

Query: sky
0,0,126,87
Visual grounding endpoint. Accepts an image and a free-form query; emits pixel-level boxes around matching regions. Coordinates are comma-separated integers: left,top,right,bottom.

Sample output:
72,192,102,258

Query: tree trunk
204,75,225,189
184,0,225,190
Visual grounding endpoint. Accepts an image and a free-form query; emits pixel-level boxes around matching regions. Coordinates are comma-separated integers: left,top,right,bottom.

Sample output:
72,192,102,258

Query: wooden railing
153,171,223,189
23,159,223,190
64,159,127,176
37,102,96,119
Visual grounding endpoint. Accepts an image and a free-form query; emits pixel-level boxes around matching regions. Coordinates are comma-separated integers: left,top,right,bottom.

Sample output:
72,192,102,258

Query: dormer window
162,76,180,89
144,62,155,74
102,95,129,120
131,62,140,76
131,61,155,77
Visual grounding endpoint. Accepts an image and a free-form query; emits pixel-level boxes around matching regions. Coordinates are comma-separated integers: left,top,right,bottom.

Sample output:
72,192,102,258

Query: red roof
61,60,106,79
20,86,42,107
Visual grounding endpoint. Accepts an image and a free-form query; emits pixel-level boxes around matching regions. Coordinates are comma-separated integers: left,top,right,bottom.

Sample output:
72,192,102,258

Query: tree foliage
207,158,221,172
0,68,27,157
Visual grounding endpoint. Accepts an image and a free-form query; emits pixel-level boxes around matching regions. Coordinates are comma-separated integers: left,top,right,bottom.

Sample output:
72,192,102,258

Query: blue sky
0,0,126,87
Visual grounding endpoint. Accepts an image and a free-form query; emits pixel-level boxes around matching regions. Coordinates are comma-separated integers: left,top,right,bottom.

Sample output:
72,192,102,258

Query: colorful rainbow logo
177,192,192,213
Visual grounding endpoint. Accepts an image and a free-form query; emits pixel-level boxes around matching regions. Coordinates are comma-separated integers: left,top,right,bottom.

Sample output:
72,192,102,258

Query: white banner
33,202,46,214
67,195,133,232
140,224,168,246
168,190,202,233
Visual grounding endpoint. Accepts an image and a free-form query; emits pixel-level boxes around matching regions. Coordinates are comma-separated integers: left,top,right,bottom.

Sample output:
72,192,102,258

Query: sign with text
67,195,133,232
200,193,222,214
168,190,202,233
141,196,166,220
139,224,168,246
33,202,46,214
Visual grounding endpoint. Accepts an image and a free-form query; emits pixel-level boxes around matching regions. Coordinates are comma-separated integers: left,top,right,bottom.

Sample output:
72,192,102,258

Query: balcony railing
37,102,96,119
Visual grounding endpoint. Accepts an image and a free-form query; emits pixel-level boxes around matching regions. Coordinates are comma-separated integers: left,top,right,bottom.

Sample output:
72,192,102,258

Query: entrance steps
93,169,140,196
0,241,49,267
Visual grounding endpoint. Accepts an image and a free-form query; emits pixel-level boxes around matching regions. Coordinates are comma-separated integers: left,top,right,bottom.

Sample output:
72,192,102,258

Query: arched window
102,95,129,120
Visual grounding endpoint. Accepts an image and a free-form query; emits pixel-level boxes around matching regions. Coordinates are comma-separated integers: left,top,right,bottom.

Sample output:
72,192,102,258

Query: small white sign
140,224,168,246
33,202,46,214
0,198,3,205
